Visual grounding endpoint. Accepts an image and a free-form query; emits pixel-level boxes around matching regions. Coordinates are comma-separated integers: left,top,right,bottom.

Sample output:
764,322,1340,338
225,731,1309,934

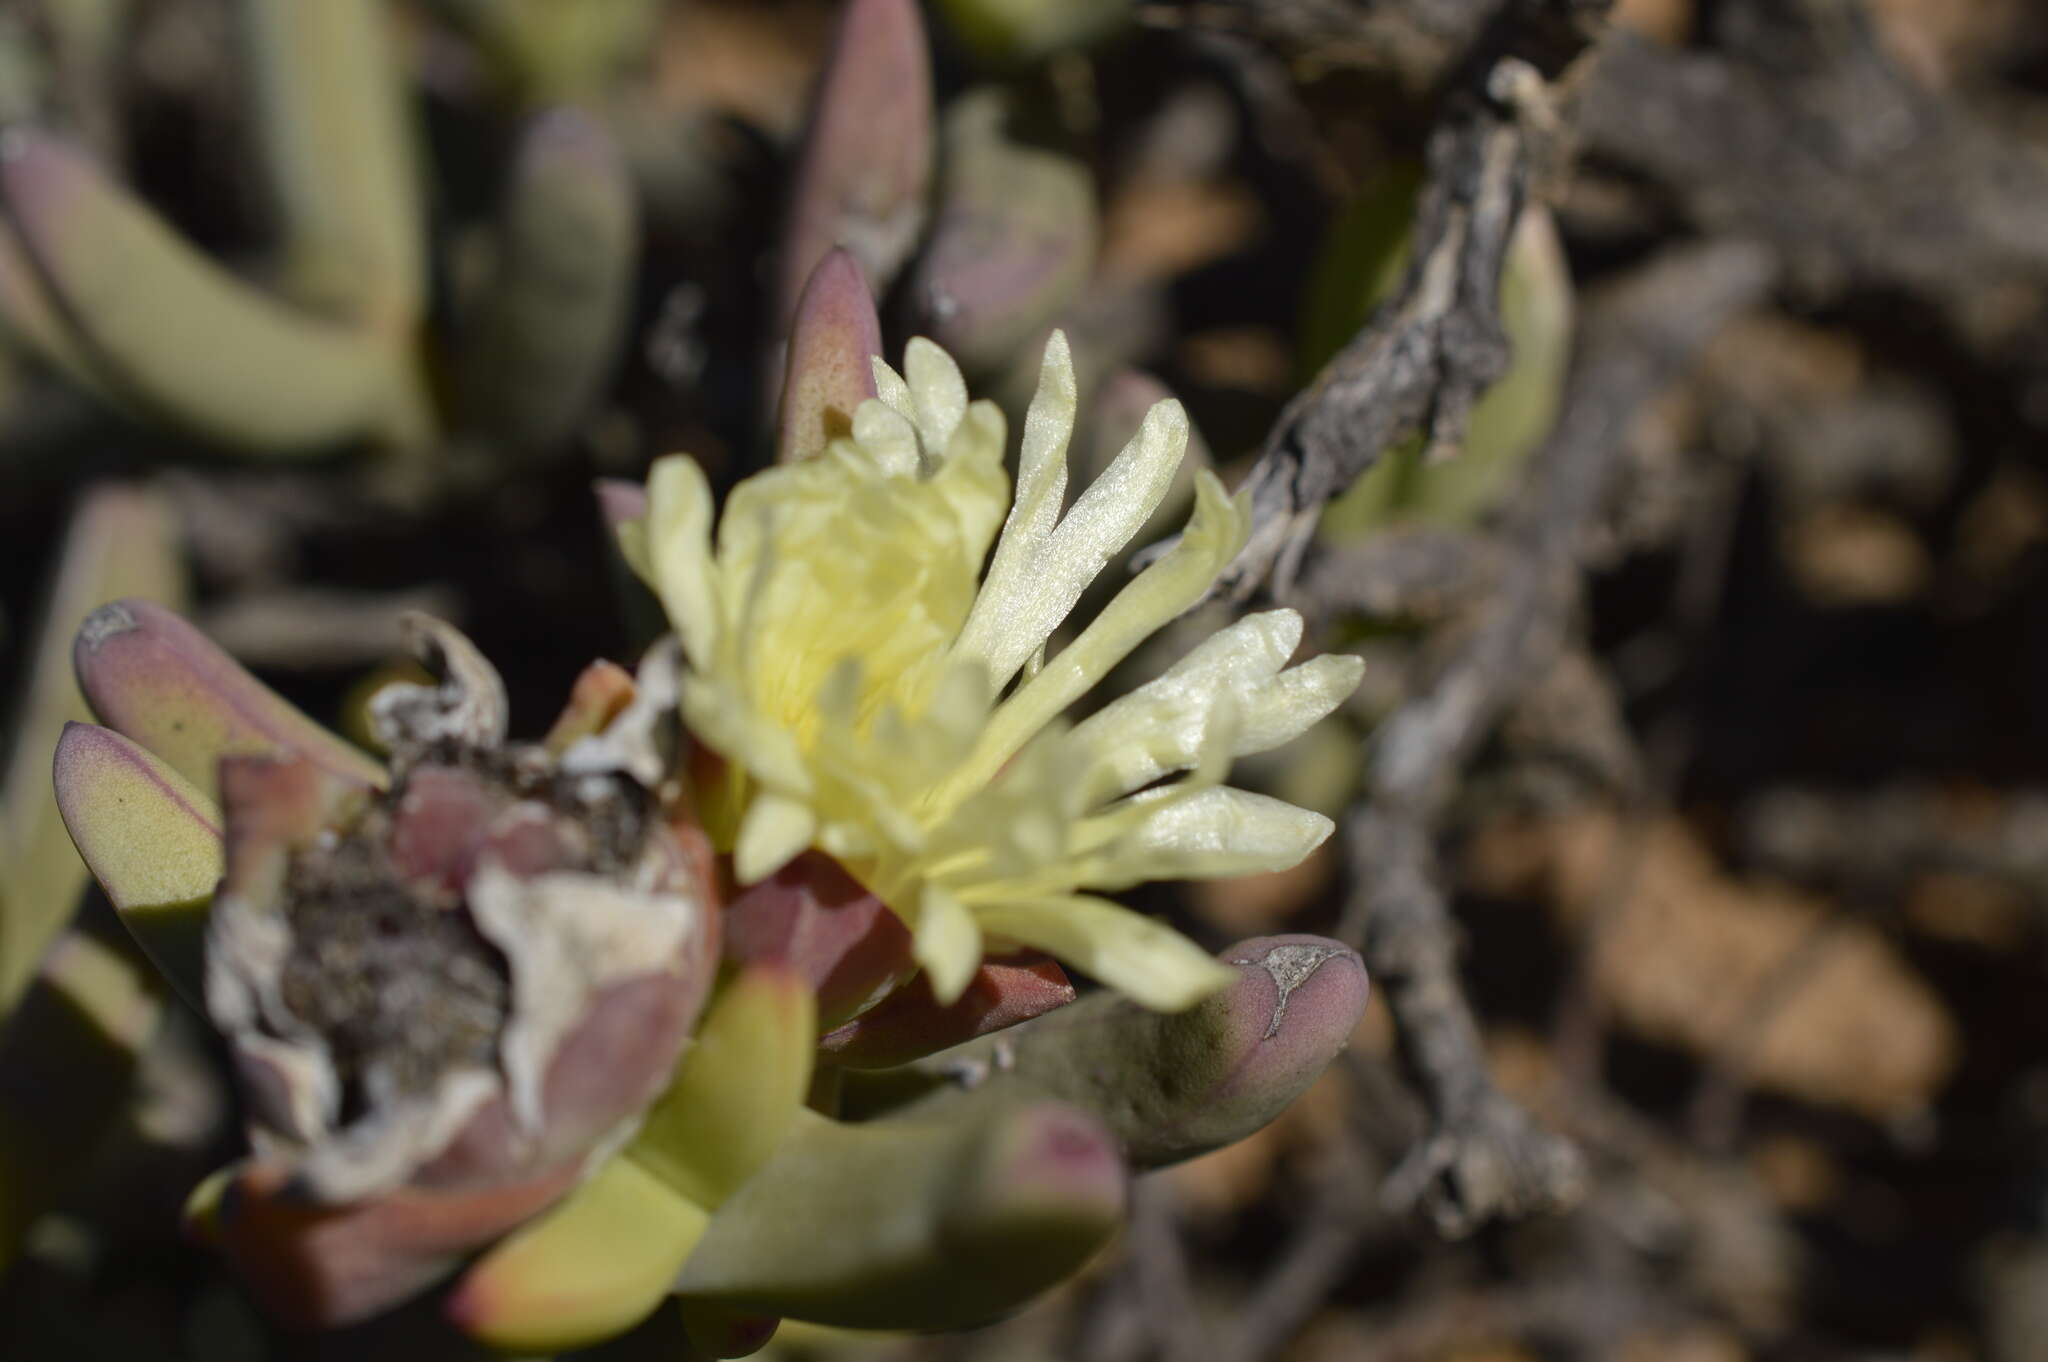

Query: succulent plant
0,484,185,1274
51,595,1366,1349
0,0,636,469
25,2,1381,1348
1,484,182,1013
48,318,1369,1351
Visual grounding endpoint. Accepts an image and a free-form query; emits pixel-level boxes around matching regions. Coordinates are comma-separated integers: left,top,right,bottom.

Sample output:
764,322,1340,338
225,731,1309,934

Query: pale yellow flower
618,333,1361,1011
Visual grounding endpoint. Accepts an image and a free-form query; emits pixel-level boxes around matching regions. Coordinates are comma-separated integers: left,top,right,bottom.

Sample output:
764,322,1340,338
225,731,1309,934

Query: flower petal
972,895,1232,1013
903,336,967,460
912,883,982,1005
850,396,921,476
953,331,1075,672
871,355,913,422
646,456,722,671
955,376,1186,688
1068,612,1364,806
1075,786,1334,891
733,791,820,886
679,676,813,799
939,469,1246,810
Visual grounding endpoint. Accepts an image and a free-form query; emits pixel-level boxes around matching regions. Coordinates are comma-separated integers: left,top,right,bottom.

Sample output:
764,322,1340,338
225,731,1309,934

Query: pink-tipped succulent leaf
776,247,883,464
73,598,384,798
775,0,933,332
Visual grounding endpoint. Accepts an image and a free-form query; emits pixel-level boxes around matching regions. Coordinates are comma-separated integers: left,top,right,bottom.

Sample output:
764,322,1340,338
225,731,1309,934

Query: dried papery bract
201,618,717,1326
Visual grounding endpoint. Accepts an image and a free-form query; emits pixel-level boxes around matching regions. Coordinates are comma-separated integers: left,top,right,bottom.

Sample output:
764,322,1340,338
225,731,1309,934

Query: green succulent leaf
0,923,161,1274
862,934,1372,1169
447,1155,711,1354
458,107,638,458
629,964,817,1208
934,0,1134,63
242,0,425,329
674,1099,1124,1330
1309,166,1576,532
776,0,933,334
1,485,182,1014
0,130,413,454
72,598,384,800
52,722,221,1009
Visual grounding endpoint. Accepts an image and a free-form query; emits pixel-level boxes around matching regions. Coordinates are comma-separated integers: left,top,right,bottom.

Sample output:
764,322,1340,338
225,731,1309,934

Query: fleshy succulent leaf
0,129,413,452
242,0,424,329
446,1155,711,1354
52,722,222,1008
629,964,817,1208
776,247,883,464
934,0,1134,62
877,934,1371,1168
215,1156,584,1331
459,106,638,457
674,1099,1124,1330
775,0,933,333
819,951,1075,1068
0,922,161,1275
72,598,384,799
1311,167,1575,531
432,0,663,102
673,1300,782,1359
0,218,102,392
3,485,182,1012
723,852,918,1030
448,965,813,1353
907,91,1099,376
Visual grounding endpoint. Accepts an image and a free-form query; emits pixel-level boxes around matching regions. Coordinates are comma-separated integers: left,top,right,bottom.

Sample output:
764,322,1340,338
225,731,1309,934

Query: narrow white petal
872,356,912,418
1237,654,1365,755
733,791,819,885
646,456,721,670
1067,609,1297,799
1079,786,1334,891
1067,615,1364,805
954,332,1075,670
937,470,1246,811
904,336,968,460
962,394,1189,688
913,883,983,1005
851,398,922,477
974,896,1233,1012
